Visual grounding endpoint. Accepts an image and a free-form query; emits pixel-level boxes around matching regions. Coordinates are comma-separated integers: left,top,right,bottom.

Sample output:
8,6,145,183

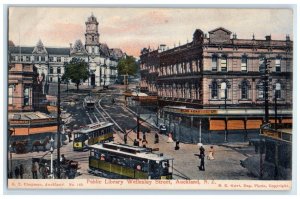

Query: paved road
9,84,258,180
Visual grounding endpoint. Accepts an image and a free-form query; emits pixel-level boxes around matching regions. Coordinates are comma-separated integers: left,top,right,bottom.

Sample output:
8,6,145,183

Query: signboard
164,107,218,115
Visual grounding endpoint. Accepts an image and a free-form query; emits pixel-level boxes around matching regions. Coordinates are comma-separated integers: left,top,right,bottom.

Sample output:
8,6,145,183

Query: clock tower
85,13,100,54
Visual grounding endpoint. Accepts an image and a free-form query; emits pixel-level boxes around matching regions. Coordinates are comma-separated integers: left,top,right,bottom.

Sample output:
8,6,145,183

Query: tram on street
84,93,96,110
73,122,114,151
88,142,174,179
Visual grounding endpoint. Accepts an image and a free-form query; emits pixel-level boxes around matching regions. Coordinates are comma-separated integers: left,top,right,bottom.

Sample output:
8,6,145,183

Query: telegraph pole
57,77,61,179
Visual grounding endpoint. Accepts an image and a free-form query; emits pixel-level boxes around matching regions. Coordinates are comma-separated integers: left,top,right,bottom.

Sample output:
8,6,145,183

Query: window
275,58,281,72
26,56,30,62
9,85,13,105
50,67,53,74
212,56,217,71
41,56,45,61
258,82,264,99
24,87,30,106
259,57,265,73
275,83,281,99
220,56,227,72
211,81,218,99
57,67,61,74
241,56,247,72
241,81,248,99
220,82,227,99
92,36,95,41
92,47,95,53
49,57,53,62
57,57,61,62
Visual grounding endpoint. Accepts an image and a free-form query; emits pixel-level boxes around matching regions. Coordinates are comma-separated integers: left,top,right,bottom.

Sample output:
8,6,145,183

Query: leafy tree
62,57,89,91
117,55,138,76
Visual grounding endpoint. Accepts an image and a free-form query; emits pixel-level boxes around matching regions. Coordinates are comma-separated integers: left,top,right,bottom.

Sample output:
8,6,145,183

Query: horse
31,136,50,152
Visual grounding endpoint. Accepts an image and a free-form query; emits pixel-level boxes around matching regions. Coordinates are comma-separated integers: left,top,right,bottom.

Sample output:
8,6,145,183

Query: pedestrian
207,146,215,160
133,139,139,147
61,154,67,164
19,164,24,179
68,131,72,142
124,133,127,145
175,140,180,150
199,145,205,171
167,132,174,143
154,132,159,144
31,161,38,179
14,166,20,179
142,139,148,148
143,132,146,140
41,163,49,179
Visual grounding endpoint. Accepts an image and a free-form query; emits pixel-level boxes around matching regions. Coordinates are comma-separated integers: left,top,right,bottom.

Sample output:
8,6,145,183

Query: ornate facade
140,27,293,110
9,14,124,90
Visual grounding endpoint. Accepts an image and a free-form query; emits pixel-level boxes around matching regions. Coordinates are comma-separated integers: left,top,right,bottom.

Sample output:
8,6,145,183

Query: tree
62,57,89,91
117,56,138,90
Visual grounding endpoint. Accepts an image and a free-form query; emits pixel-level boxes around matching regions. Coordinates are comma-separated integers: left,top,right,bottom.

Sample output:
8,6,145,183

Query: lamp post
274,84,281,130
136,87,140,140
57,77,61,179
50,137,54,179
221,83,228,142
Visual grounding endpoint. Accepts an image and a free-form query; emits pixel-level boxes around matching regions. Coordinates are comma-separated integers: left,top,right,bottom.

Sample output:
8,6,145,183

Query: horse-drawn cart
32,157,80,179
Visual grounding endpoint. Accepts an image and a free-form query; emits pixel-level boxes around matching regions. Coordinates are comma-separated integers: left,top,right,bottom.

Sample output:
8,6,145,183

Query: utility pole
57,77,61,179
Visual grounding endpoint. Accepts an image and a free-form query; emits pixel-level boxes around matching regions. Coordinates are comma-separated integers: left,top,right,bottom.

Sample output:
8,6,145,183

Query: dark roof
9,46,34,54
209,27,232,34
99,43,110,57
9,46,69,55
47,48,70,55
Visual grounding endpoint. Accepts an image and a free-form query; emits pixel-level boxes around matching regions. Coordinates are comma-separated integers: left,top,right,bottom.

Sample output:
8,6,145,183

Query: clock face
89,24,96,30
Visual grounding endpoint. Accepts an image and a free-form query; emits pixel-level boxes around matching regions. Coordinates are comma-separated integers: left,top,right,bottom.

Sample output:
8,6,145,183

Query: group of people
199,145,215,171
13,164,24,179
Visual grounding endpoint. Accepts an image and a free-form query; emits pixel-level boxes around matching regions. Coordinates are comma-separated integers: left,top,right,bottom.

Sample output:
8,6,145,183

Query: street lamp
50,137,54,179
221,82,228,142
274,83,281,130
136,87,140,140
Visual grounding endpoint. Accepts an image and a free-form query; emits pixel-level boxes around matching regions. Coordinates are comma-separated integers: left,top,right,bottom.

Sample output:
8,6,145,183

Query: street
10,83,258,180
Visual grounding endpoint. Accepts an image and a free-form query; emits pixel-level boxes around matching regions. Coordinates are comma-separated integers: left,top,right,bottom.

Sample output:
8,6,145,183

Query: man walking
154,132,159,144
124,133,127,145
31,162,38,179
14,166,20,179
199,145,205,171
19,164,24,179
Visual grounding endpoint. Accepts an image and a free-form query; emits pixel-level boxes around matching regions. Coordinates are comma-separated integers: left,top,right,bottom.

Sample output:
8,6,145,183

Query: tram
84,93,96,110
73,122,114,151
88,142,174,179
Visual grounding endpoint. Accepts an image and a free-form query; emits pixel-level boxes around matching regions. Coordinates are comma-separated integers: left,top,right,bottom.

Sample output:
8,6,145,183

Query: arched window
241,81,249,99
259,56,266,73
275,82,281,99
241,56,247,72
220,56,227,72
212,55,218,71
275,58,281,72
257,81,265,99
220,82,228,99
211,81,218,99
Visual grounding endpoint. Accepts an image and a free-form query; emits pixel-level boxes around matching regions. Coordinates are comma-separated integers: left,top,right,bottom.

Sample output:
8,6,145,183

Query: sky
8,7,293,57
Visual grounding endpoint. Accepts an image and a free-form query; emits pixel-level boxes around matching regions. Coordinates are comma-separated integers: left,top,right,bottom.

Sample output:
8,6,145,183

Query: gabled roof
209,27,232,34
70,39,88,55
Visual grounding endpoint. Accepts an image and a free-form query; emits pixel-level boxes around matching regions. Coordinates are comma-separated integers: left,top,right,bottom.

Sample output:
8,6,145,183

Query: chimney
265,35,271,41
286,34,290,41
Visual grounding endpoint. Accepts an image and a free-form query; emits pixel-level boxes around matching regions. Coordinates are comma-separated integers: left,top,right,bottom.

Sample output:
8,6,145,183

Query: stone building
140,27,293,138
9,14,124,90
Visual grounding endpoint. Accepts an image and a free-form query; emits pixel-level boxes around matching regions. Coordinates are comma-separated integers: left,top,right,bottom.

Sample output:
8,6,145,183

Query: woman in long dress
207,146,215,160
167,132,174,143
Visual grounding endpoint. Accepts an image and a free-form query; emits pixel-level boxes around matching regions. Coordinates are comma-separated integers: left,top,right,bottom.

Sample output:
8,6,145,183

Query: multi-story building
9,14,124,91
140,27,293,139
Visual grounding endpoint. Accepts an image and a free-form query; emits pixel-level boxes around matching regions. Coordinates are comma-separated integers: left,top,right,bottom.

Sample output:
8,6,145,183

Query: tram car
73,122,114,151
84,94,96,110
88,142,174,179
